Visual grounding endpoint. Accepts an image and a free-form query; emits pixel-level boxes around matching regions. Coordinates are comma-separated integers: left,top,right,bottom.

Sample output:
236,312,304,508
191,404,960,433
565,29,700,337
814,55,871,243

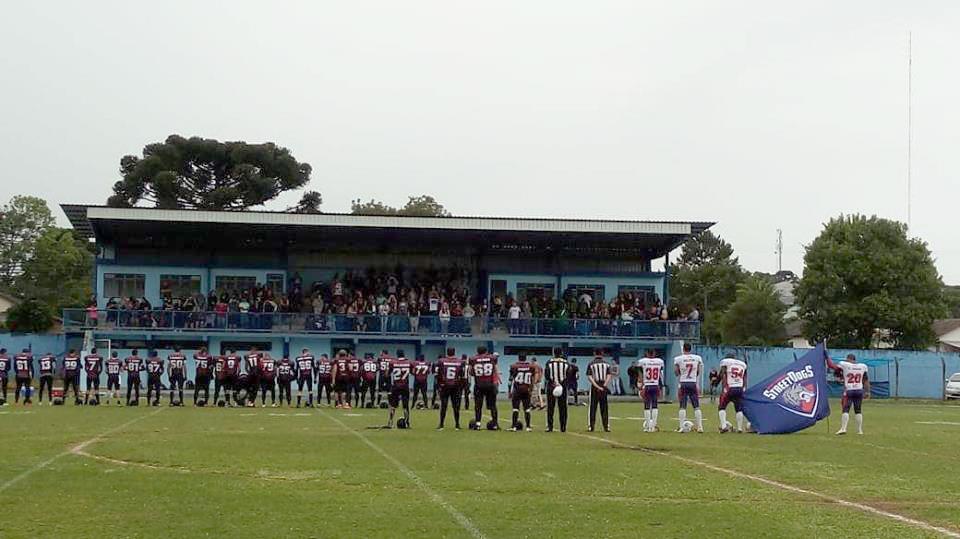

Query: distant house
0,290,19,326
784,319,811,349
932,319,960,352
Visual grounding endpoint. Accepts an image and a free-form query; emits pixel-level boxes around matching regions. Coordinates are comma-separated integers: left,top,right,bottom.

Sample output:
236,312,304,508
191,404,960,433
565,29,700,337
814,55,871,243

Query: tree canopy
17,227,93,312
669,231,746,342
720,276,787,346
0,195,55,287
107,135,313,210
795,215,945,350
350,195,451,217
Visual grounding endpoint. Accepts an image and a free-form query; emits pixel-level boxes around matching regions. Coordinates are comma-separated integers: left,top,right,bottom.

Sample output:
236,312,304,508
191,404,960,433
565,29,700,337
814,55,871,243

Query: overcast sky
1,2,957,280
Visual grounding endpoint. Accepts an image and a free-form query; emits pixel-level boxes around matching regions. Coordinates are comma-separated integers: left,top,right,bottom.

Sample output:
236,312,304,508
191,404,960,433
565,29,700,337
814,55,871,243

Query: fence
694,345,960,400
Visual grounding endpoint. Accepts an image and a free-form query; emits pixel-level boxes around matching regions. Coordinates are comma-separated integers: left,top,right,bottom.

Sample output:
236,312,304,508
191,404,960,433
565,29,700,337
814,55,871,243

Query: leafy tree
720,276,787,346
287,191,323,214
351,195,451,217
16,228,93,311
107,135,313,210
943,285,960,318
5,298,56,333
669,231,746,343
795,215,946,350
0,195,55,287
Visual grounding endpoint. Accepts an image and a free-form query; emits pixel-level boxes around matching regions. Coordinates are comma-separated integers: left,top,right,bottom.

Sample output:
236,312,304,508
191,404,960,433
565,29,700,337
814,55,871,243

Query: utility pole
907,31,913,228
775,229,783,273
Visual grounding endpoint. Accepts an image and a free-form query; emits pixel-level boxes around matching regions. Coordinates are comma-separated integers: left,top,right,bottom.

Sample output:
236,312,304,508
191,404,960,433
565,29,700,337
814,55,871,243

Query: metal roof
61,204,714,257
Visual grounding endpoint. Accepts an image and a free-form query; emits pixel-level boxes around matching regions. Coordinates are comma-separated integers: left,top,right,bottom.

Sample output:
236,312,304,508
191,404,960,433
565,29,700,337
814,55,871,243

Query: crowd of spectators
86,266,696,338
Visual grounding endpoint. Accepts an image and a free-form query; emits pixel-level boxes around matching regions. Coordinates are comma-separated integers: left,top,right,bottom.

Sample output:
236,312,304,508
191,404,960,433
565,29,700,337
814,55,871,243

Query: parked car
946,373,960,400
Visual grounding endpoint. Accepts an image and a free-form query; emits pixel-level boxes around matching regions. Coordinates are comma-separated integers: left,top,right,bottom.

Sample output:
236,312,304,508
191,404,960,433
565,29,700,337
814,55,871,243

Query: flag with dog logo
742,343,831,434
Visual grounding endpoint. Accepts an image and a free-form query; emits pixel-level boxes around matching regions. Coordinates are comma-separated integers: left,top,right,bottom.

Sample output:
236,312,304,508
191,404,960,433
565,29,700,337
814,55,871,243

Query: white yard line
915,421,960,426
572,432,960,538
0,408,163,494
318,409,485,539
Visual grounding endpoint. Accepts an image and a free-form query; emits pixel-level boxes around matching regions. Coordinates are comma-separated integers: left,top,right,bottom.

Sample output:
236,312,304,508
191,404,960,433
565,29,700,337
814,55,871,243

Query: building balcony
63,309,700,341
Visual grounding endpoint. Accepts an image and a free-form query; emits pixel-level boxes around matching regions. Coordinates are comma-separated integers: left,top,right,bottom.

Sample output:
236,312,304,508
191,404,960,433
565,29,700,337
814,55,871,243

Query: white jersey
839,361,868,391
673,353,703,383
719,358,747,388
637,357,665,386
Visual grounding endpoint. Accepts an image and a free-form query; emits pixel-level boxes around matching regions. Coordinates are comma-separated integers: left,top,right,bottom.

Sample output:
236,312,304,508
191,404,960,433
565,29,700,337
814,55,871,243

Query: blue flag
742,343,831,434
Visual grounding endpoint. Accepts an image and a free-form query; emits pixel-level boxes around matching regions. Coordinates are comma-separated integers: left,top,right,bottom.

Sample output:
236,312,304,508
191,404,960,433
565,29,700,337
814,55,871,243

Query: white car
946,373,960,400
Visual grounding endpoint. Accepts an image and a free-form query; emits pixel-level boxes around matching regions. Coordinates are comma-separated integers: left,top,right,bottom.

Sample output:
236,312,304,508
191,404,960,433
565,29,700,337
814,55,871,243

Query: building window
565,284,606,304
266,273,284,295
160,275,202,299
103,273,145,298
618,285,656,304
517,283,556,303
215,275,258,294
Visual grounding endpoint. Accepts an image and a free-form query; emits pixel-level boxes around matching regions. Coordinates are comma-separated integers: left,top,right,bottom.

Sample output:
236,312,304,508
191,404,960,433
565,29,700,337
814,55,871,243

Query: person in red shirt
37,352,57,405
105,351,124,406
386,351,413,428
348,354,362,408
509,355,536,431
331,350,352,409
259,353,277,407
193,347,213,405
359,354,379,408
276,356,295,407
436,348,466,430
468,346,500,429
13,349,34,405
316,354,334,406
411,355,431,409
167,346,187,406
83,348,103,405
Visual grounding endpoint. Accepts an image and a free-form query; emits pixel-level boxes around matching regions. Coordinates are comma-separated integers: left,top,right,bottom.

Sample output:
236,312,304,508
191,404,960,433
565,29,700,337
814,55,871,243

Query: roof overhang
62,205,714,258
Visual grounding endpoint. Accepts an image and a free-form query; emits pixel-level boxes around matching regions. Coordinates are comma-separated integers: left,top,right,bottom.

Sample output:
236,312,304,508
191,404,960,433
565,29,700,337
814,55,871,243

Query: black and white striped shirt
545,357,570,387
587,358,611,386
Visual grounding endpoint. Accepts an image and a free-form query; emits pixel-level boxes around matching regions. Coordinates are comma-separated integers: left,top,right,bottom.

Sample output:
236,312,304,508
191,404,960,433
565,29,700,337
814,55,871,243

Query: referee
587,349,613,432
544,348,570,432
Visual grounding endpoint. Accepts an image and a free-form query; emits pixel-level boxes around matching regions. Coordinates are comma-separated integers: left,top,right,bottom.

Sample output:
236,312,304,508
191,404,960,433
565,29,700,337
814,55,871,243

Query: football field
1,399,958,538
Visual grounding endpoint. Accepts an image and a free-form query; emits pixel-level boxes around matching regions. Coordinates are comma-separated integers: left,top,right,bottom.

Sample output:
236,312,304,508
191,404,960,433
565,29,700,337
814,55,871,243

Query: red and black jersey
412,360,431,384
146,358,164,377
260,357,277,380
244,353,260,376
389,359,413,389
194,354,212,377
510,362,535,392
105,358,123,376
360,359,378,382
377,356,393,378
346,356,361,381
334,357,350,381
277,358,294,381
223,355,241,376
168,353,186,374
296,355,315,378
83,354,102,376
0,354,10,377
437,357,465,387
38,355,57,376
14,353,33,378
317,357,334,381
63,354,82,374
125,356,144,374
470,354,498,385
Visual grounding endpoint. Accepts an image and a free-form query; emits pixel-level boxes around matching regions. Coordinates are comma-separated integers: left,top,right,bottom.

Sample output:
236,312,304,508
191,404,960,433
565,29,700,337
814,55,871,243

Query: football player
62,349,83,405
167,346,187,405
637,349,664,432
37,352,57,405
295,348,315,408
468,346,500,429
331,350,352,409
213,351,228,406
508,354,535,431
430,355,441,409
436,347,465,430
376,350,393,406
673,343,704,432
347,353,362,408
0,348,10,404
827,353,870,435
13,349,34,405
717,352,748,433
105,351,123,406
531,357,545,410
277,356,295,407
193,347,213,405
385,352,412,428
460,353,471,410
411,355,431,409
243,347,262,407
125,349,144,405
259,353,277,407
145,351,164,406
317,353,334,406
359,354,378,408
83,347,102,405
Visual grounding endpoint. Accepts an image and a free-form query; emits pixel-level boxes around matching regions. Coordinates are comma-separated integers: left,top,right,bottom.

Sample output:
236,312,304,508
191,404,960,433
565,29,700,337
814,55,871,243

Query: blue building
62,205,711,392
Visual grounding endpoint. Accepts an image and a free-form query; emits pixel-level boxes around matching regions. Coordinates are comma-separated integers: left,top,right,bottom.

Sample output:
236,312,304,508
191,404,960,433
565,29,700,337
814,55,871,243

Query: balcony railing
63,309,699,341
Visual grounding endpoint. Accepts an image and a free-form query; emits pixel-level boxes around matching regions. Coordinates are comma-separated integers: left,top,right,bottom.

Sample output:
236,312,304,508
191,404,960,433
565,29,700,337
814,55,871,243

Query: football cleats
486,420,499,431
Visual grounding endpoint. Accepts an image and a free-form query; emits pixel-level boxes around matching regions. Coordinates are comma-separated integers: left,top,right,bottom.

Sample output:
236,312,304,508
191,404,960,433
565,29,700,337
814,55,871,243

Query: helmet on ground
680,420,693,433
468,420,480,430
397,417,409,429
486,420,499,431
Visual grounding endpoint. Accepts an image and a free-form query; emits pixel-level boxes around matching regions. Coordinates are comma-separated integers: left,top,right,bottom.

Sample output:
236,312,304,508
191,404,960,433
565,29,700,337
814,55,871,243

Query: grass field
1,398,959,538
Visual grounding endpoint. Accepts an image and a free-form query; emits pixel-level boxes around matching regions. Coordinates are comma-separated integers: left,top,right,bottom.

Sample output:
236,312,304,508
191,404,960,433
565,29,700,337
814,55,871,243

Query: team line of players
0,344,870,434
